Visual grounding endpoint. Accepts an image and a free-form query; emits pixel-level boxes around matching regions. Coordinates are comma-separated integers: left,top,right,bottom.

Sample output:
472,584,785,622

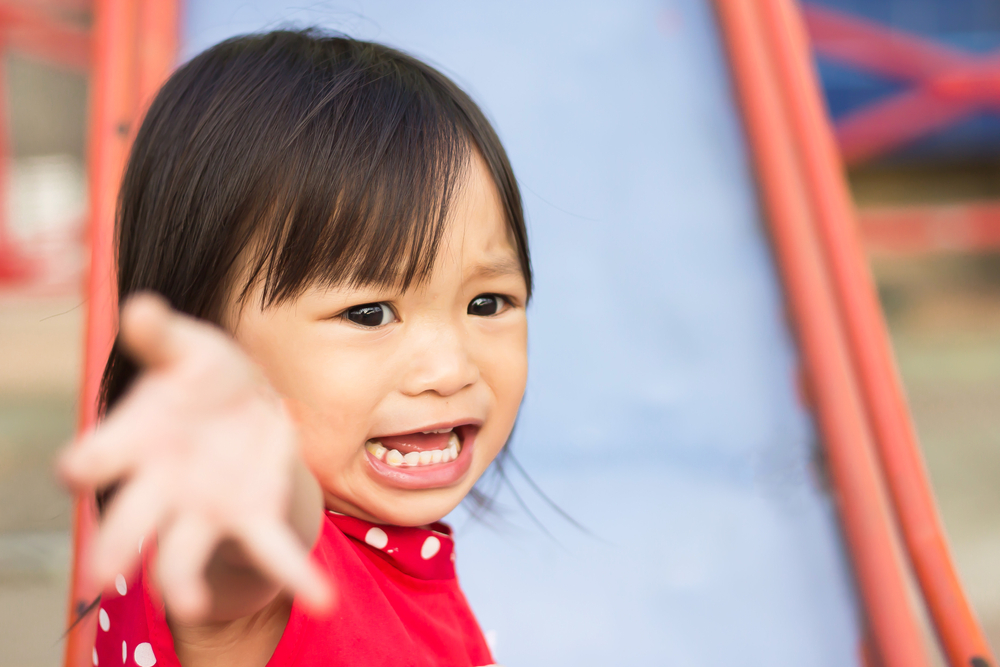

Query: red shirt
93,511,496,666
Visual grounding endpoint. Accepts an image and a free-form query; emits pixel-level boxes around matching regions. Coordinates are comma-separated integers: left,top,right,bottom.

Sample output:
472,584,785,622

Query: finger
90,470,170,585
121,293,256,398
237,520,334,614
57,382,169,486
120,293,183,370
156,514,220,623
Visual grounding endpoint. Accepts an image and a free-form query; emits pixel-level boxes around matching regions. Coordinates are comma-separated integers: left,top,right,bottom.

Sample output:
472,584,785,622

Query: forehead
437,153,519,269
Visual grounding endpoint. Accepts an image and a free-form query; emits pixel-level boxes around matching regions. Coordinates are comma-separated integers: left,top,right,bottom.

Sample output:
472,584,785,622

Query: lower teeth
366,432,461,467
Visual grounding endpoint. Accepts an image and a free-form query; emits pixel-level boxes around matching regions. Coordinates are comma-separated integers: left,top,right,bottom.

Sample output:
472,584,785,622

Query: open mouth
365,429,461,467
363,424,477,490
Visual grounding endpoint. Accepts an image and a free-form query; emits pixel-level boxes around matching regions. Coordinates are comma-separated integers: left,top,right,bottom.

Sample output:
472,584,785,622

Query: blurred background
1,0,999,665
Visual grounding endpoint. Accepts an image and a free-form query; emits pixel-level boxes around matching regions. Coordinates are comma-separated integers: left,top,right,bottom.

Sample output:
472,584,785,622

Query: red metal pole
762,1,996,664
803,5,971,83
834,88,972,166
64,0,139,664
64,1,179,663
136,0,179,109
0,36,19,284
0,28,38,286
803,6,1000,166
859,202,1000,255
712,2,932,666
0,1,91,71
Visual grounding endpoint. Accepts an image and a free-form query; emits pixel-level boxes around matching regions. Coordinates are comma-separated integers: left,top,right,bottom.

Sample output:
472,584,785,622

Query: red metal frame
63,1,179,665
64,0,136,660
806,5,1000,258
716,1,994,665
0,1,90,287
714,2,931,664
859,202,1000,255
804,4,1000,166
0,31,26,285
764,2,995,665
0,1,90,70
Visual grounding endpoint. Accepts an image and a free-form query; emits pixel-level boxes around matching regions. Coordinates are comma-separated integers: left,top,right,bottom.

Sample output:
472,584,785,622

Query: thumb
120,292,183,370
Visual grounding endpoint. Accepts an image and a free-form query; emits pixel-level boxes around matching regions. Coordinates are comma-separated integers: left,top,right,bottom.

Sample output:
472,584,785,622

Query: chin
364,486,471,527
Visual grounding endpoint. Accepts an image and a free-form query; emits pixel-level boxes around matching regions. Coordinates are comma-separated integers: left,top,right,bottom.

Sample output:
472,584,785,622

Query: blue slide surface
183,2,861,664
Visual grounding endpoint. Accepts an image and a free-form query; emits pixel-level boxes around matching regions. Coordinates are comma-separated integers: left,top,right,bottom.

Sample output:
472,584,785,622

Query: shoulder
94,545,177,667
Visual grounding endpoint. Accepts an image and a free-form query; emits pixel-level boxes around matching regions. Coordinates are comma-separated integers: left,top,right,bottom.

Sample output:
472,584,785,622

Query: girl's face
229,155,528,526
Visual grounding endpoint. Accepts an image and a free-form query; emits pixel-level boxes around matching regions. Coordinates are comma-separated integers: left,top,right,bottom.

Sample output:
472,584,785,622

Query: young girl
59,29,531,667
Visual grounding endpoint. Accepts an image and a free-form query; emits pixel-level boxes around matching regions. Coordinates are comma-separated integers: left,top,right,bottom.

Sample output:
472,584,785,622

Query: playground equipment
0,1,88,286
806,1,1000,255
64,0,177,664
63,1,995,665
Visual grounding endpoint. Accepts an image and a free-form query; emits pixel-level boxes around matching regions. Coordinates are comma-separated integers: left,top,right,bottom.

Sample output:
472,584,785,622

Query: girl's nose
400,323,479,398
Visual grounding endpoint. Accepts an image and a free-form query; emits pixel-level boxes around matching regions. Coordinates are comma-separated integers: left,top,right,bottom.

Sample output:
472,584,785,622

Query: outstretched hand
59,293,333,623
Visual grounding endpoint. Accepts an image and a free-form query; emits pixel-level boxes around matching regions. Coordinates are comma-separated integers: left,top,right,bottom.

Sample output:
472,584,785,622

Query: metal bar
5,24,89,70
0,0,92,13
834,87,973,165
63,0,138,664
712,1,932,666
831,52,1000,165
136,0,178,112
763,0,996,664
803,5,1000,165
0,34,32,285
860,202,1000,255
803,4,974,82
0,2,90,70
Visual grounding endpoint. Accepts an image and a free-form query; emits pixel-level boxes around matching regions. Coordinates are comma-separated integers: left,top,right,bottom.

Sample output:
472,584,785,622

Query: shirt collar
326,511,457,580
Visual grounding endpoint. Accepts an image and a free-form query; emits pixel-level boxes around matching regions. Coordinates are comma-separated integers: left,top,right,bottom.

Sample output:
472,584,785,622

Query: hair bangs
234,41,474,309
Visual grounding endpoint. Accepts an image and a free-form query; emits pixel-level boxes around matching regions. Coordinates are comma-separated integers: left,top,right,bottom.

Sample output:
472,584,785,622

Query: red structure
804,4,1000,256
0,1,89,285
716,1,993,666
63,1,179,665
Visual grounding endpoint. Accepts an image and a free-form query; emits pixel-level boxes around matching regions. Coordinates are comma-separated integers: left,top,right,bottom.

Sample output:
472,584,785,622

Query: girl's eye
345,302,396,327
468,294,507,317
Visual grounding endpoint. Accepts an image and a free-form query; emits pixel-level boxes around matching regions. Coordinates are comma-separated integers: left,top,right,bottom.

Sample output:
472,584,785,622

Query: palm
60,294,331,621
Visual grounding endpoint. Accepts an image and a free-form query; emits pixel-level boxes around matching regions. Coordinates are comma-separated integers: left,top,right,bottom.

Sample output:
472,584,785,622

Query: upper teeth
366,432,460,467
422,428,453,434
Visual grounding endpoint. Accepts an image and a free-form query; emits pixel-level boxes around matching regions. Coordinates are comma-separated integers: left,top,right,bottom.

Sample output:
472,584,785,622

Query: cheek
497,351,528,408
265,344,389,467
480,322,528,426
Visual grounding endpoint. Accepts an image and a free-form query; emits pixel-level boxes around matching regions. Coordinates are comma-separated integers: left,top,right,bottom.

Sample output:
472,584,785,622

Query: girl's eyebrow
467,257,523,280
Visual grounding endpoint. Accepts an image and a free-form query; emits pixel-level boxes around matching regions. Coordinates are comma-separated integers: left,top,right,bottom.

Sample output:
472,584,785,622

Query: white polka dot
364,527,388,550
134,642,156,667
121,640,126,664
420,535,441,560
115,574,127,596
92,646,98,665
98,608,109,631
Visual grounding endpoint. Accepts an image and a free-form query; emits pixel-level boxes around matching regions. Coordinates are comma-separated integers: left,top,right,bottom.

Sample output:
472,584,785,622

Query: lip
364,423,479,490
374,419,483,440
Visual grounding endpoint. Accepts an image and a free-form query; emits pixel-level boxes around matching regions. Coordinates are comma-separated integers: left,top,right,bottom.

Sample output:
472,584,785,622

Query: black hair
100,28,531,414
